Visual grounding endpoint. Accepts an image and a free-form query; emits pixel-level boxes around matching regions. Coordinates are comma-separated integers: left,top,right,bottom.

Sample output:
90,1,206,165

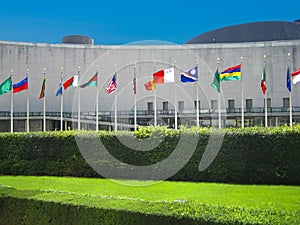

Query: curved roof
186,21,300,44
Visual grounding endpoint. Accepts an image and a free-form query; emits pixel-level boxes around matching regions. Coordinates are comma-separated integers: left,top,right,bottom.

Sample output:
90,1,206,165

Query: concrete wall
0,40,300,114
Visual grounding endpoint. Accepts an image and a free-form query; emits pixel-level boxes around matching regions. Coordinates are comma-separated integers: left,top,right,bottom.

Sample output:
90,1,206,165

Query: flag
210,69,220,92
220,64,241,81
292,68,300,84
105,75,117,94
180,66,198,83
286,67,291,92
133,76,137,94
261,67,267,95
0,77,12,96
144,78,156,91
80,72,98,88
63,76,75,90
13,77,28,93
56,78,63,96
39,77,46,99
153,68,175,84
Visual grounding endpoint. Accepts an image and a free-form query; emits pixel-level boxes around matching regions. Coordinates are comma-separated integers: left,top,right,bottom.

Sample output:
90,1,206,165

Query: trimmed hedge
0,126,299,184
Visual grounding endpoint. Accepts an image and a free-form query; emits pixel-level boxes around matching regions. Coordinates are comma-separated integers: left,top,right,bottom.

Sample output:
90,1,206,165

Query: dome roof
186,21,300,44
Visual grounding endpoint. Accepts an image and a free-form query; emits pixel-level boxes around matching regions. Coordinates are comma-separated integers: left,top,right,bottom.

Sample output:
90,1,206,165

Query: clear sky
0,0,299,45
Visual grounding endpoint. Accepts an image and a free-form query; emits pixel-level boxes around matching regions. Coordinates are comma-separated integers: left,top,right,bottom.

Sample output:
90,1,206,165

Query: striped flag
261,67,266,95
39,77,46,99
105,74,117,94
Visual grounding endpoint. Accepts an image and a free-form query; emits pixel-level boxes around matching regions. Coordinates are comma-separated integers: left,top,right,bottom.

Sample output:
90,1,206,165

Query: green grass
0,176,300,224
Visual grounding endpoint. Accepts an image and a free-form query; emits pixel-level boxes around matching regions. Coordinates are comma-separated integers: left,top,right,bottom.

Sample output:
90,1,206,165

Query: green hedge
0,126,299,184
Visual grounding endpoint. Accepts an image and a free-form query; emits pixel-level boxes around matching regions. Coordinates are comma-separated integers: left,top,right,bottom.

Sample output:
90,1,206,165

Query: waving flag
181,66,198,83
80,72,98,88
105,75,117,94
13,77,28,93
63,75,78,90
261,67,267,95
153,68,174,84
220,64,241,81
144,78,156,91
210,69,220,92
39,77,46,99
0,77,12,96
286,67,291,92
55,78,63,96
292,68,300,84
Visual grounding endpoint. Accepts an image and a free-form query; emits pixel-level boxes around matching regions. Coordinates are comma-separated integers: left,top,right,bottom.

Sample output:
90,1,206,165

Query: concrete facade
0,39,300,131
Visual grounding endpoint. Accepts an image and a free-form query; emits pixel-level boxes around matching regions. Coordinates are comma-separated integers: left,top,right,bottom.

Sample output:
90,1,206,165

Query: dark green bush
0,126,299,184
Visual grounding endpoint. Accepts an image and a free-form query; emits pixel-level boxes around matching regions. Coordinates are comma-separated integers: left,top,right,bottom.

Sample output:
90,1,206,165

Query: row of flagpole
1,56,300,132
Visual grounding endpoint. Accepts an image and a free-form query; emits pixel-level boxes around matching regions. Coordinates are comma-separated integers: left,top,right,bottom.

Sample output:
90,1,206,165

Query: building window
163,101,168,111
194,100,200,110
178,101,184,111
211,100,218,110
264,98,271,108
283,98,289,109
147,102,153,112
246,99,253,112
228,99,235,113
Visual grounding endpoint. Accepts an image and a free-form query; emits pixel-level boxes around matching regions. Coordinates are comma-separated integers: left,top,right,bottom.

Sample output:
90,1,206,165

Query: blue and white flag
286,67,291,92
180,66,198,83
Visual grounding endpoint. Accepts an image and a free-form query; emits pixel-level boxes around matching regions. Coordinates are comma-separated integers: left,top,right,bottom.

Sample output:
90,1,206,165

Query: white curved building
0,21,300,131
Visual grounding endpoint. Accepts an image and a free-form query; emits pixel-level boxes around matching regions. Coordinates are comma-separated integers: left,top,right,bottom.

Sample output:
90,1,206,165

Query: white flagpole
240,57,244,128
134,63,137,131
77,66,81,130
153,61,157,128
26,69,30,132
264,55,268,127
96,66,99,132
288,53,292,127
196,59,199,127
114,64,118,131
43,68,46,132
10,69,13,133
174,60,178,130
60,67,64,131
217,58,221,129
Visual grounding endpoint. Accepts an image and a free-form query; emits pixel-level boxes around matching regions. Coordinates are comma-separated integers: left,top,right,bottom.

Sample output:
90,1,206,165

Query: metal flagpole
240,57,244,128
96,66,99,131
174,60,178,130
288,53,292,127
196,59,199,127
10,69,13,133
264,55,268,127
43,68,46,132
153,61,157,128
114,64,118,131
134,63,137,131
77,66,81,130
217,58,221,129
60,67,64,131
26,69,30,132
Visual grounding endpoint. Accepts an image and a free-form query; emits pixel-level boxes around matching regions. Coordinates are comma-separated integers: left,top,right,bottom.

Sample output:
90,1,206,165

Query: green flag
210,69,220,92
0,77,12,96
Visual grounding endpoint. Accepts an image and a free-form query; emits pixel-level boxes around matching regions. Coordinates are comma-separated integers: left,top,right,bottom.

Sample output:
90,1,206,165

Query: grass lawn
0,176,299,224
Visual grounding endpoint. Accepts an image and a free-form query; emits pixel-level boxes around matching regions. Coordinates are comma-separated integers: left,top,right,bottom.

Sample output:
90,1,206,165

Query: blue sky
0,0,299,45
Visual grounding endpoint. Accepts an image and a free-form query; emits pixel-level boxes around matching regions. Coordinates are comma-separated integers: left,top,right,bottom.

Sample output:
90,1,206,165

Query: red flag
105,75,117,94
63,76,74,90
144,79,156,91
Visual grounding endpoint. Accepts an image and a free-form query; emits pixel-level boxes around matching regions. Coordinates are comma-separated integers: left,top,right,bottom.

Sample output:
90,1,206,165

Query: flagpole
10,69,13,133
77,66,81,130
217,58,221,129
240,57,244,128
43,68,46,132
264,55,268,127
196,59,199,127
174,60,178,130
114,64,118,131
288,53,292,127
153,61,157,128
60,67,64,131
134,63,137,131
96,65,99,132
26,69,30,132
